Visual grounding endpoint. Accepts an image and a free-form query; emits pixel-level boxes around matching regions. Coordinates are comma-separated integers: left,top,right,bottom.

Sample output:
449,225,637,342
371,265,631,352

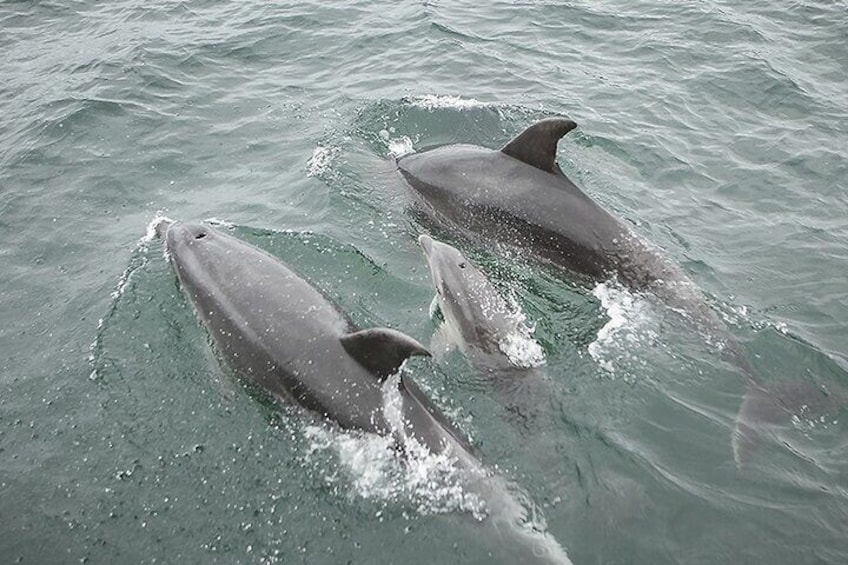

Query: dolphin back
160,221,432,433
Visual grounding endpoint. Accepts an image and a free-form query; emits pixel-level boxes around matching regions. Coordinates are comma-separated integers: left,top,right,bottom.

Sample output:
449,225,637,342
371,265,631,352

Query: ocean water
2,1,847,563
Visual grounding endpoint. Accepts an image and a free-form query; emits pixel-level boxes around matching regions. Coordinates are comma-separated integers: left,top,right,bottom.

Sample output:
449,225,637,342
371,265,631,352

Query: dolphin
159,220,461,446
418,233,550,431
418,234,545,371
396,118,739,357
397,118,822,464
157,220,575,564
398,118,714,318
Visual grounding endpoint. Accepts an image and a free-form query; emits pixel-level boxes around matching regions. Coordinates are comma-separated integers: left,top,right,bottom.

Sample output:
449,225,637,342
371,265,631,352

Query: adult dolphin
157,220,575,564
397,118,736,355
397,118,823,464
398,118,709,313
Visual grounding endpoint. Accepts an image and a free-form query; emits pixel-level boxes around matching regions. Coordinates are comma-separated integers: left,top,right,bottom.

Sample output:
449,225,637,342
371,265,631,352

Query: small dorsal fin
500,117,577,174
340,328,431,381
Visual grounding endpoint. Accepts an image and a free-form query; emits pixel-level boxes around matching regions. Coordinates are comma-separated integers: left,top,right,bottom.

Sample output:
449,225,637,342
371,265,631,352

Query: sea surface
2,1,847,563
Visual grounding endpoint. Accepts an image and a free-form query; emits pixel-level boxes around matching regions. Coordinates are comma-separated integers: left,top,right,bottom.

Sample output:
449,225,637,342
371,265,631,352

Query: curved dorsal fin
340,328,430,381
500,117,577,174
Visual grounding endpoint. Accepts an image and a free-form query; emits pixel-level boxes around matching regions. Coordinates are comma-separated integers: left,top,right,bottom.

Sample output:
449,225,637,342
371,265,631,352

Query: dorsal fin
500,117,577,174
340,328,430,381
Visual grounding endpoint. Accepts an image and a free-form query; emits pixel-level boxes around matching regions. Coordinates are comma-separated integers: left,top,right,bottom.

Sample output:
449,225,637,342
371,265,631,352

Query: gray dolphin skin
398,118,714,316
418,233,544,370
419,233,550,431
158,220,574,564
159,220,464,449
397,118,740,357
398,118,823,464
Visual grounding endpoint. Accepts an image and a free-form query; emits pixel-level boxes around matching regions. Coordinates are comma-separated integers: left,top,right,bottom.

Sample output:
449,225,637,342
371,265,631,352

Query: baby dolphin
418,234,545,371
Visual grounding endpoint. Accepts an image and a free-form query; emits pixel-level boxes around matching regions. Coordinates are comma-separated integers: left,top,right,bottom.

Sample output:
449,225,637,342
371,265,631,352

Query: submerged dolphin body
158,220,574,564
398,118,824,464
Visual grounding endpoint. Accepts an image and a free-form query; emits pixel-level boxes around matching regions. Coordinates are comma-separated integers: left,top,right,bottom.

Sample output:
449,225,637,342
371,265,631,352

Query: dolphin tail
733,380,838,466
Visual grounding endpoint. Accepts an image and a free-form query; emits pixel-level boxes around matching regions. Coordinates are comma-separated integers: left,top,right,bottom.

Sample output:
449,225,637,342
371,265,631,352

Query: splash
387,135,414,158
409,94,489,110
112,211,172,300
303,424,486,519
499,330,546,369
303,373,486,519
377,127,414,158
588,280,657,376
499,294,546,368
306,145,337,177
90,212,173,380
144,211,173,244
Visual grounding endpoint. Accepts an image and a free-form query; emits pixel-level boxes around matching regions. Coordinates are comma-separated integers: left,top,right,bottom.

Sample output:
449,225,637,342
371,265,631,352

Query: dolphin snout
418,234,434,257
153,217,173,239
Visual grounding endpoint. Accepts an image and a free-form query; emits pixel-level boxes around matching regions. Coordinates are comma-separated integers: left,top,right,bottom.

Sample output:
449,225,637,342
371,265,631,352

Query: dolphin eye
195,232,207,240
459,262,466,269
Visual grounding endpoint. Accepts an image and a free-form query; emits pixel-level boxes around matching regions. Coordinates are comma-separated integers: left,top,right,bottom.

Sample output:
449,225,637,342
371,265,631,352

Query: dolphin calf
418,234,545,371
157,220,574,564
398,118,819,464
418,233,550,430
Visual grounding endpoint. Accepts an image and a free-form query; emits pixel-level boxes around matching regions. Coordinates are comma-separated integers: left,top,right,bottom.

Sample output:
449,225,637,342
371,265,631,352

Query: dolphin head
164,221,212,247
418,234,472,300
162,221,222,273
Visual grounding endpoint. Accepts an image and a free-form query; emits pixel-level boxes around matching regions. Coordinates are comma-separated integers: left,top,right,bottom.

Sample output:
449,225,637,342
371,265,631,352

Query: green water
2,1,847,563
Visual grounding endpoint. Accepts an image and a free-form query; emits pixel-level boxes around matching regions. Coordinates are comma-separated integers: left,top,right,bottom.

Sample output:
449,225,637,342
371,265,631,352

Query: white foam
378,128,414,158
144,211,172,244
112,212,173,300
499,294,546,368
303,424,400,502
588,280,657,376
387,135,414,158
302,373,486,519
203,217,235,228
303,425,487,519
410,94,489,110
499,330,546,369
306,145,337,177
